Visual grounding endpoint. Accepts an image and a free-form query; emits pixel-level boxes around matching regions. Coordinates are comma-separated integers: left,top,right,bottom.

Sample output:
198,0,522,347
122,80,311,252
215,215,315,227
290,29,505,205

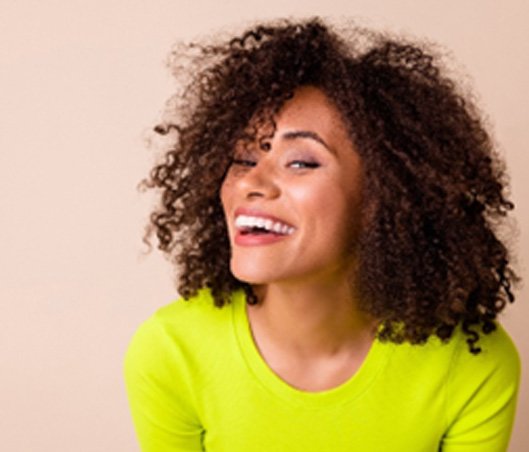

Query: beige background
1,1,527,451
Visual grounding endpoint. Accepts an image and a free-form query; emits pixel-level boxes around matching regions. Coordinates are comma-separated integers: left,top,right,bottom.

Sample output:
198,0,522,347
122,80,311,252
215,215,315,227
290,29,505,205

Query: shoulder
382,322,520,397
384,322,520,446
124,288,238,381
443,323,521,435
448,323,520,383
123,290,235,441
390,322,520,373
152,287,233,331
403,322,521,394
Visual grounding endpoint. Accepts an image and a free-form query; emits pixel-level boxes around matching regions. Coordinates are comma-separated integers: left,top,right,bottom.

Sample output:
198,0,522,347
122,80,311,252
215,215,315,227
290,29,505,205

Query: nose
237,160,280,200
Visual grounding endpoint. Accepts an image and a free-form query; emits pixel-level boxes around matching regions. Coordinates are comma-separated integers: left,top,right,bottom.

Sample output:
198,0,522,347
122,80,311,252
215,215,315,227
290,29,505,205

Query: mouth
235,214,295,237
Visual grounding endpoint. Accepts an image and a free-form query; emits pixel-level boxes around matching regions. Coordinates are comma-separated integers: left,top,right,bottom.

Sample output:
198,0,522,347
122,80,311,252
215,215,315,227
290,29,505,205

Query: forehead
238,86,351,151
276,86,347,133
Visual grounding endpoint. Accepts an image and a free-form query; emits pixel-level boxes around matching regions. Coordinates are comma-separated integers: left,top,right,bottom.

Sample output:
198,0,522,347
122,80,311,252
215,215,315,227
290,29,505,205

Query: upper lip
233,207,295,229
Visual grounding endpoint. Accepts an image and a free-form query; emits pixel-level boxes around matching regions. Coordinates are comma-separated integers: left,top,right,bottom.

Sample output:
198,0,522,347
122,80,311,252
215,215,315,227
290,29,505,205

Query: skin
220,86,378,391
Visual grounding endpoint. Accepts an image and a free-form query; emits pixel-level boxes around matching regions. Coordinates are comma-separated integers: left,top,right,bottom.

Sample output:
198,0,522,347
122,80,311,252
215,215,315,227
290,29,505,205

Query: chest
197,360,446,452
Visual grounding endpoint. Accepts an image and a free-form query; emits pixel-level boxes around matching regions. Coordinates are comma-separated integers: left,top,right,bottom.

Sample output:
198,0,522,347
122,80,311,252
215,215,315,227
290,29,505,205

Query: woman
125,18,521,451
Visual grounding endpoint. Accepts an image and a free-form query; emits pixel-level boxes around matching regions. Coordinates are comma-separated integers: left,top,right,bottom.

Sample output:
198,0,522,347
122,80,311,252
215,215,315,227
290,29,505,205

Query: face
220,86,363,286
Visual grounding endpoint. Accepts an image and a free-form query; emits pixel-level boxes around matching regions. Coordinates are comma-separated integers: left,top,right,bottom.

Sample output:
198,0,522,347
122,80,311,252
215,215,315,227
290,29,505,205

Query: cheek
220,179,239,237
219,180,232,211
290,179,351,219
290,180,361,247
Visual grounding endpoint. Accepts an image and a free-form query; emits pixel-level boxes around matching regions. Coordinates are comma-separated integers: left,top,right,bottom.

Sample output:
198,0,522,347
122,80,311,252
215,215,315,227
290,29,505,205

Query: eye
231,158,256,167
288,160,320,169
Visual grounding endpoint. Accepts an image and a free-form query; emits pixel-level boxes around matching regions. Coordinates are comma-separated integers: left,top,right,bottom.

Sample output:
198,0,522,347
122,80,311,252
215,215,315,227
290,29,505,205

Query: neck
248,275,377,360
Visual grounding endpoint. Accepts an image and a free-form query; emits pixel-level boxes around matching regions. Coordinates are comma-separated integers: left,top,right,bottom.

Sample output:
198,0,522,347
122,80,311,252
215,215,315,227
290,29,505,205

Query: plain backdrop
1,1,527,451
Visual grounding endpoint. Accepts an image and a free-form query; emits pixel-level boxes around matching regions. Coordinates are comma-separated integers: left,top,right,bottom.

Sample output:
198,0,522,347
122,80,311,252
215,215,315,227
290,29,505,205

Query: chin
231,269,270,285
230,261,278,285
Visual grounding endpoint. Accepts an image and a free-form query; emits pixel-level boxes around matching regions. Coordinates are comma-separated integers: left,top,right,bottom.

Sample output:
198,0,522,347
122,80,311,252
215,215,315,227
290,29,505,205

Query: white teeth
234,215,295,235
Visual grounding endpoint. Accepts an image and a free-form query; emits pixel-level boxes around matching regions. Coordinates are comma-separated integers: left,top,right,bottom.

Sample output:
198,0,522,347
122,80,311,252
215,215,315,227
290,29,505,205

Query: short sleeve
441,325,521,452
124,318,204,451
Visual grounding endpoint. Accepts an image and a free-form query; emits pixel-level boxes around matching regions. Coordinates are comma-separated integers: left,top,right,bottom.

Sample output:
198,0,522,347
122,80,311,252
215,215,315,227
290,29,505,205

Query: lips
232,207,296,246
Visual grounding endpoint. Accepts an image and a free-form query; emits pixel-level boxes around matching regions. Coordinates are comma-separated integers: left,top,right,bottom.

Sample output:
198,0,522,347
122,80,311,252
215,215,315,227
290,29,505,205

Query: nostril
247,190,265,198
259,140,271,151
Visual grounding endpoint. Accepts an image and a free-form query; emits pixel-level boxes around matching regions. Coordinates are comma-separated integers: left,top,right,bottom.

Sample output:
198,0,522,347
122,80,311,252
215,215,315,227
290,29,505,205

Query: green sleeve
124,318,204,451
441,326,521,452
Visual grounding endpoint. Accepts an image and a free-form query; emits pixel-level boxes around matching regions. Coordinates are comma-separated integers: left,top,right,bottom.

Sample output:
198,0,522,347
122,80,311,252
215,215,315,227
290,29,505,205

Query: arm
124,318,204,451
440,326,521,451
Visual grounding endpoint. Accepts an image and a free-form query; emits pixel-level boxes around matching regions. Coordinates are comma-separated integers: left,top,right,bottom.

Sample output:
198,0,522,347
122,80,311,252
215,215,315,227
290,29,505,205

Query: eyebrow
280,130,335,155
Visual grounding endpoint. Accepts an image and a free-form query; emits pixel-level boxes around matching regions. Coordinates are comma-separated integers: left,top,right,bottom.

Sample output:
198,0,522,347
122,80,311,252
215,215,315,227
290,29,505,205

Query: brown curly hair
141,17,520,354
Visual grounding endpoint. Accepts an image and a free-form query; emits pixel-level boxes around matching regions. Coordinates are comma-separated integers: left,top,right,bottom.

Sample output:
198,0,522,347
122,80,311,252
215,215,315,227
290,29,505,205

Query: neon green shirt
124,288,520,451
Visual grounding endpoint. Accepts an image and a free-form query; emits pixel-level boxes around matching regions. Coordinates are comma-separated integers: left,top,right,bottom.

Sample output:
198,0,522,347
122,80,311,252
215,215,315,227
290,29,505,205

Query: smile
235,215,295,235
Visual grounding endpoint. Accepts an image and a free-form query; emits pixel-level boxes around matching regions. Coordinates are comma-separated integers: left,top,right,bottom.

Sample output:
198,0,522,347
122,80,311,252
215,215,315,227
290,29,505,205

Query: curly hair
141,17,520,354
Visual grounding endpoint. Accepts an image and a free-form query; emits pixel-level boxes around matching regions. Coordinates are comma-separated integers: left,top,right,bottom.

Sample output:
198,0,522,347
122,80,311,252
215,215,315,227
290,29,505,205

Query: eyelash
231,159,255,167
231,159,320,169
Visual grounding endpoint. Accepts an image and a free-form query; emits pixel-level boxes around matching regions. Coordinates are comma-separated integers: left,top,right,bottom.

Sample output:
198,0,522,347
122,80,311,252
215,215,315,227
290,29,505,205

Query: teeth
235,215,295,235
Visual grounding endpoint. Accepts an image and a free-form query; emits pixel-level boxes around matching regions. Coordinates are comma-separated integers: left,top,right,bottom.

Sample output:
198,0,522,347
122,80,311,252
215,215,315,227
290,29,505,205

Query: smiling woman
125,17,521,451
221,86,364,288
